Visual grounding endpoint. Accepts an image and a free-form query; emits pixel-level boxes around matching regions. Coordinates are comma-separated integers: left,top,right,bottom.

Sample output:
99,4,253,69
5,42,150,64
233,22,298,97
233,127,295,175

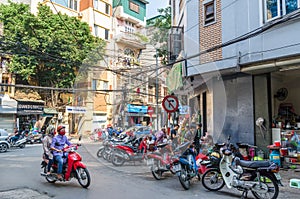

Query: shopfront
16,100,44,131
126,104,150,126
0,95,17,133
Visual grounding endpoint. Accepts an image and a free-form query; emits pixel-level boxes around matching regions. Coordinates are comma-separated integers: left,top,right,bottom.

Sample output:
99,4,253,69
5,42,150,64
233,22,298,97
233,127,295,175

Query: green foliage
150,6,171,65
0,2,105,89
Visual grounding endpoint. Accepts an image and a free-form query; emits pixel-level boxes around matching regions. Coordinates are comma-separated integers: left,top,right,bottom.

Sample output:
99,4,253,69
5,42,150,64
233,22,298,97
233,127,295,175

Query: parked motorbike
40,137,91,188
96,134,130,162
172,141,200,190
111,135,147,166
201,136,281,199
146,142,177,180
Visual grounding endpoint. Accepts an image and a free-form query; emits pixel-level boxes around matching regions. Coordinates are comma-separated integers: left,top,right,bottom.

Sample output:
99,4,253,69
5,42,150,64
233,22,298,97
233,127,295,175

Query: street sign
162,95,179,113
147,106,154,117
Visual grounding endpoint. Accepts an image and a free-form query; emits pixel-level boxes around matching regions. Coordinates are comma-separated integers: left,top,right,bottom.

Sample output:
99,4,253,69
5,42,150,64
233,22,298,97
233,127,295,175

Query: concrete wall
254,74,271,153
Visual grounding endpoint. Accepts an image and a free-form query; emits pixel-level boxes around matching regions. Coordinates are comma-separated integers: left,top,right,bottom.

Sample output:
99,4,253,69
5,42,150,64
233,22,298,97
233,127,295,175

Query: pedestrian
193,123,202,154
170,124,179,149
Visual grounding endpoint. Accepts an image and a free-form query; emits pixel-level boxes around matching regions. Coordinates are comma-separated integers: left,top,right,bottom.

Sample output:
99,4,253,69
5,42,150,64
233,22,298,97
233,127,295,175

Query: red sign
162,95,179,113
147,106,154,117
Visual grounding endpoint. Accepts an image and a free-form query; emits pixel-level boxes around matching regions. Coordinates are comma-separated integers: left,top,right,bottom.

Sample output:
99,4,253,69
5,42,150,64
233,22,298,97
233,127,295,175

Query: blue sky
146,0,169,19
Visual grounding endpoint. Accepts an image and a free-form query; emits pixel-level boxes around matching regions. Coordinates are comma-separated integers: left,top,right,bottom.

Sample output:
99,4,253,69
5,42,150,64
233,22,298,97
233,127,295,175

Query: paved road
0,140,299,199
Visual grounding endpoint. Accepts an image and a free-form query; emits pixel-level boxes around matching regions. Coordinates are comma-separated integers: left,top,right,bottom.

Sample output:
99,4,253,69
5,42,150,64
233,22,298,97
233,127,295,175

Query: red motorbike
41,143,91,188
146,142,178,180
111,136,147,166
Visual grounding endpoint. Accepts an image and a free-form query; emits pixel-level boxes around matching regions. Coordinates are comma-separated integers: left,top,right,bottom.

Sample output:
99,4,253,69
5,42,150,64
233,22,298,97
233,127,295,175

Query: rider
42,125,55,175
50,125,72,180
10,128,21,144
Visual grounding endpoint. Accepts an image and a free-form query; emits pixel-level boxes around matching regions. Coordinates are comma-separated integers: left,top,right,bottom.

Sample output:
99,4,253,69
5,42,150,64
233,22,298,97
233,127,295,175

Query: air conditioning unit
78,12,83,18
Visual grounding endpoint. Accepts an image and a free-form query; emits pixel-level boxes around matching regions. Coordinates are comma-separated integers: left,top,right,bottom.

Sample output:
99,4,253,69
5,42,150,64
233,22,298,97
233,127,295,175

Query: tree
0,2,106,106
149,6,171,65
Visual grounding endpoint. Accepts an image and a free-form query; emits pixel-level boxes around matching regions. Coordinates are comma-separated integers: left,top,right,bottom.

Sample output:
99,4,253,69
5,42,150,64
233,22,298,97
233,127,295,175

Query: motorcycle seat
236,159,271,168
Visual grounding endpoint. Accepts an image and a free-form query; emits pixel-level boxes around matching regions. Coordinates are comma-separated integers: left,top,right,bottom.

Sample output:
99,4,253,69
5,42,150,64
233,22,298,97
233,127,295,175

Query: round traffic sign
162,95,179,113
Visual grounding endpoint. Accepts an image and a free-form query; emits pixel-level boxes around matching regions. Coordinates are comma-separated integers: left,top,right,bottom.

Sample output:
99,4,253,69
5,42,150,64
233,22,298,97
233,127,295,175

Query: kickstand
241,190,248,199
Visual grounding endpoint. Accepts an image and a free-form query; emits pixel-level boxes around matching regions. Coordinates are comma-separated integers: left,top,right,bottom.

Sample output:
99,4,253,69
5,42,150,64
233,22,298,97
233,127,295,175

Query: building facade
169,0,300,151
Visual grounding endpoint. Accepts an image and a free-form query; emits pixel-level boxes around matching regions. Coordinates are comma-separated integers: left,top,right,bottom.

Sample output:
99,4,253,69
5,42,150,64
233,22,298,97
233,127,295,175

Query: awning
42,107,58,117
166,62,183,92
0,96,17,114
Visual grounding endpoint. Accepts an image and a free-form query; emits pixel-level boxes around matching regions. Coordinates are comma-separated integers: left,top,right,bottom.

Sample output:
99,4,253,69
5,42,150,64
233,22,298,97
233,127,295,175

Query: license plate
147,159,154,166
274,173,281,180
173,164,181,172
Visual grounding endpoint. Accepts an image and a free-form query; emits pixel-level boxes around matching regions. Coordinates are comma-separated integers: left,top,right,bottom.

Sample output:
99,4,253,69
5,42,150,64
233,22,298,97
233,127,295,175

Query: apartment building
169,0,300,150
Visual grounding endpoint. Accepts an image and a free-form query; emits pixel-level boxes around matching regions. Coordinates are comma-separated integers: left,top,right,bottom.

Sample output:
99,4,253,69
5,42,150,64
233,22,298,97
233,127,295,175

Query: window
94,0,110,15
94,25,109,40
105,3,110,14
92,79,98,90
125,21,135,33
105,29,109,40
69,0,78,11
129,1,139,13
53,0,78,11
264,0,299,22
204,0,215,25
102,81,108,90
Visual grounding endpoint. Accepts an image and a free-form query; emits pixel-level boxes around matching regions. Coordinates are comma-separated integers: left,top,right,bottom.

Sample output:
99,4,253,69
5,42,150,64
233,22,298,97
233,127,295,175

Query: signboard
162,95,179,113
17,100,44,115
147,106,154,117
179,105,189,115
66,106,86,114
127,104,148,113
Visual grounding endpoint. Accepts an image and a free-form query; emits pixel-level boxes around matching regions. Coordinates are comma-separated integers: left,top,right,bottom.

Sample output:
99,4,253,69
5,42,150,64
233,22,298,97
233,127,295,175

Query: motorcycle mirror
78,135,82,141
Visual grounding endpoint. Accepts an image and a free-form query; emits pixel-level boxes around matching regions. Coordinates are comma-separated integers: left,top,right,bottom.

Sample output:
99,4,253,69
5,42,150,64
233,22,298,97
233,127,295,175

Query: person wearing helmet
50,125,72,180
42,125,56,176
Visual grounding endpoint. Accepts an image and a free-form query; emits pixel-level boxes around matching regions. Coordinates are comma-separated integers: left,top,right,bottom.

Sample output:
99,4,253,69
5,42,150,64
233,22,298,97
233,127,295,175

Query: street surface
0,140,299,199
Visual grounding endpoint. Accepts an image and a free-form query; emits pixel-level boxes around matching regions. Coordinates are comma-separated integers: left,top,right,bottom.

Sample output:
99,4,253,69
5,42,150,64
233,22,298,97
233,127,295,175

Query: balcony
115,32,146,50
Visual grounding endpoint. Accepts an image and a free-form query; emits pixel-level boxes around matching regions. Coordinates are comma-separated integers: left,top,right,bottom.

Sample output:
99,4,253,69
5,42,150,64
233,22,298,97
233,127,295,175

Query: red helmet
57,125,66,135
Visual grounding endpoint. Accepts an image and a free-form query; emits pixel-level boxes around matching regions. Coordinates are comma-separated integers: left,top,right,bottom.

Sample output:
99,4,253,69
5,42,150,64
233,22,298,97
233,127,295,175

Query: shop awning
42,107,58,117
0,96,17,114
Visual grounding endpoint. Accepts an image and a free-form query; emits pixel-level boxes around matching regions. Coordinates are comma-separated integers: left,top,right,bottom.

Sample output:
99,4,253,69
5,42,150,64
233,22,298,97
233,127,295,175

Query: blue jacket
51,134,72,156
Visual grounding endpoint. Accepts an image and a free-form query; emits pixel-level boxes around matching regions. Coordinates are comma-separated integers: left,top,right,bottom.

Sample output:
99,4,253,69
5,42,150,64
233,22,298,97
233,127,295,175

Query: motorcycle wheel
201,168,225,191
111,150,126,166
151,159,163,180
0,143,9,153
178,165,190,190
45,167,57,183
103,148,112,162
251,172,279,199
19,143,25,148
97,147,104,158
76,167,91,188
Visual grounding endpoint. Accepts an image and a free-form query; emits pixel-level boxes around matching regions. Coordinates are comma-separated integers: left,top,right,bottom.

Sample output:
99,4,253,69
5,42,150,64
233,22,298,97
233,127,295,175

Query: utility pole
155,49,159,131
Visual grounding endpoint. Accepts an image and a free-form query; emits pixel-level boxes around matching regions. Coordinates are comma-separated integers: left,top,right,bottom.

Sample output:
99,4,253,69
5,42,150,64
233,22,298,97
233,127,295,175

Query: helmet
49,127,56,137
57,125,66,135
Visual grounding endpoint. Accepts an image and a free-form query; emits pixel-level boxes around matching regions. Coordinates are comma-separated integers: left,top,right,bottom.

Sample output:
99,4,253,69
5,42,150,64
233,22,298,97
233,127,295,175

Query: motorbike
111,135,147,166
172,141,200,190
7,134,27,148
40,137,91,188
146,142,177,180
96,134,130,162
26,131,43,144
201,136,281,199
